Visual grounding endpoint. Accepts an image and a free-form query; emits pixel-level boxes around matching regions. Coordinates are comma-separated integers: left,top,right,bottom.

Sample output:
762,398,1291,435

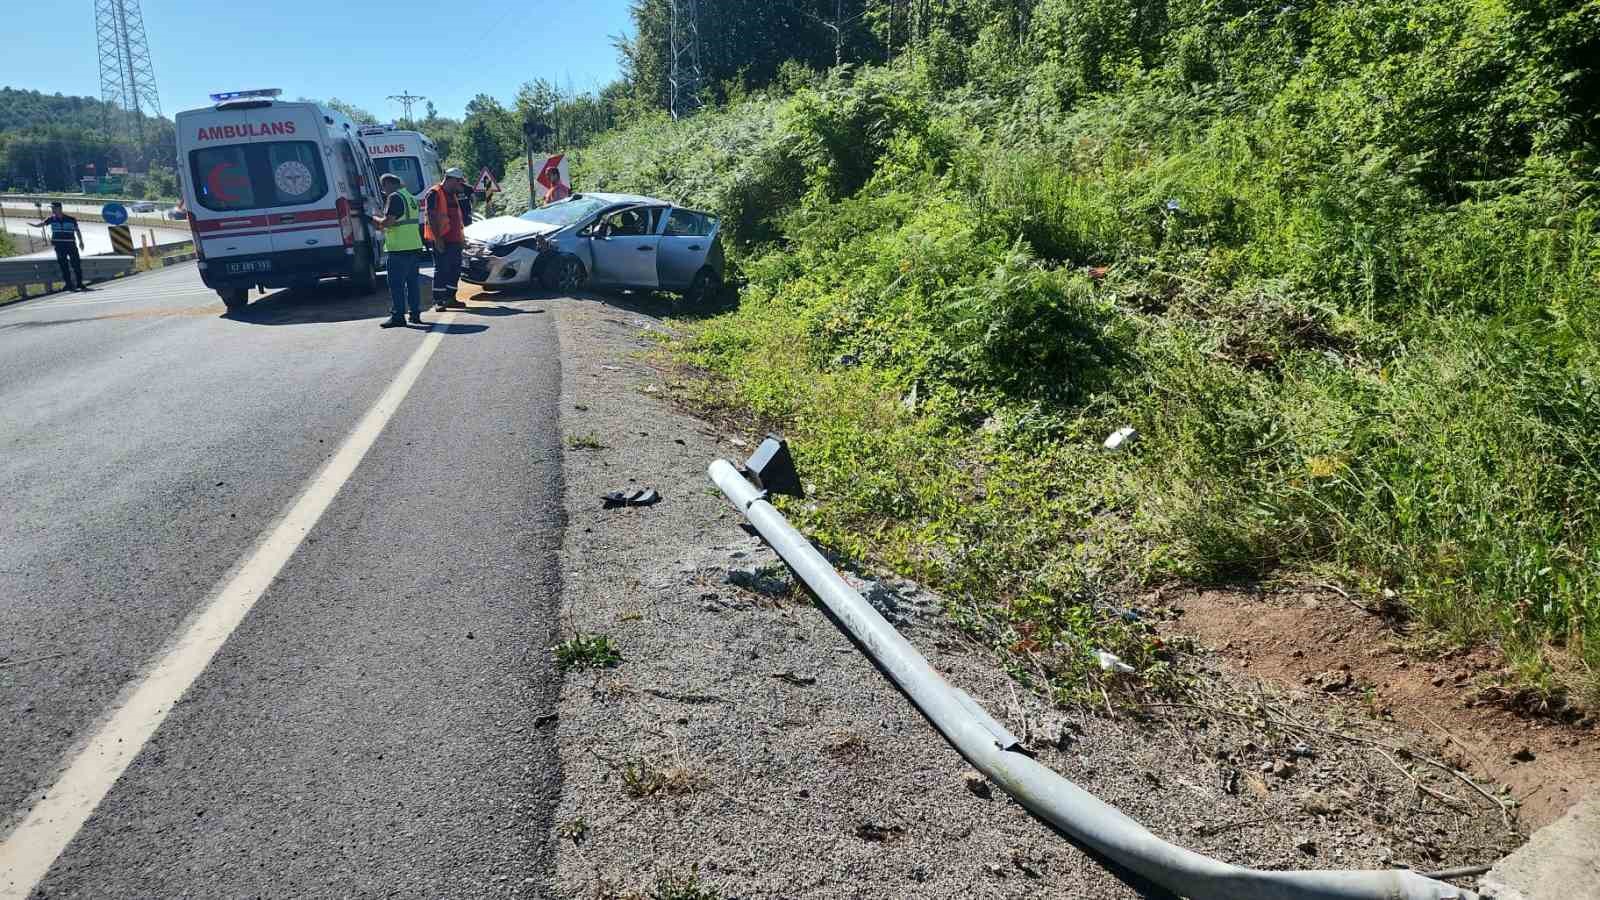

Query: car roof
557,193,716,220
578,192,666,207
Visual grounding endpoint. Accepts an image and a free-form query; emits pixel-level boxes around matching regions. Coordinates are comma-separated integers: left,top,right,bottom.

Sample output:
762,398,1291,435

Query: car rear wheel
219,288,248,311
684,266,721,306
541,255,587,294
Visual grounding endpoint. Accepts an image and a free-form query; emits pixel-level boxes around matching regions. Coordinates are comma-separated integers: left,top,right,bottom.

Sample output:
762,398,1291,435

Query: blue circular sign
102,203,129,226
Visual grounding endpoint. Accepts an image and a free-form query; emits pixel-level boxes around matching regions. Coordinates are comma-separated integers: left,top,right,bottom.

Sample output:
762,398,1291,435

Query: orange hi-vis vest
422,183,464,244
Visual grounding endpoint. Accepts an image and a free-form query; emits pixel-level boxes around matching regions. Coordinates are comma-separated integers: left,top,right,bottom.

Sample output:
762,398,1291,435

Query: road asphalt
0,264,563,897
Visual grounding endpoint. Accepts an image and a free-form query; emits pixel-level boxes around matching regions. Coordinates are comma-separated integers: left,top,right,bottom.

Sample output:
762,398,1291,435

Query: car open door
588,205,665,288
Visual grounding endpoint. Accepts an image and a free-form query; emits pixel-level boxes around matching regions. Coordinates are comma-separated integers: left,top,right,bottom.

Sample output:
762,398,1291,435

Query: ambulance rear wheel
350,246,377,295
219,288,248,311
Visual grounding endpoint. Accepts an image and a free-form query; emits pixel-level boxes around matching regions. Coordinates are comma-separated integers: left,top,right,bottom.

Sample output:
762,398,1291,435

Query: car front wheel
541,255,587,294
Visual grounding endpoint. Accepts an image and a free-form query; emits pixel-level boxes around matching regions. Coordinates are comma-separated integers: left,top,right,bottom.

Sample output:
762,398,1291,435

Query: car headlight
507,234,553,255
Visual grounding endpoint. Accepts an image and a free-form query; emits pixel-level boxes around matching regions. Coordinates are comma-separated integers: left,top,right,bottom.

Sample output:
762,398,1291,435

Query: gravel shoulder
547,295,1520,899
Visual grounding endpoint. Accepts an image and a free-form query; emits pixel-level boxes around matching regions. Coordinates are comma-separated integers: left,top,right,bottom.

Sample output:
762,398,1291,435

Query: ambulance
175,89,384,311
359,125,441,198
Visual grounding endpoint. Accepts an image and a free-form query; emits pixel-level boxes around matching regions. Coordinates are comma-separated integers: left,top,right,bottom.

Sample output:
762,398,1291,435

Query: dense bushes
582,0,1600,702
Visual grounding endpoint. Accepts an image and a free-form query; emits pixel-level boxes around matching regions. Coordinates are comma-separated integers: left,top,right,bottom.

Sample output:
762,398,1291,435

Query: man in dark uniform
30,202,87,291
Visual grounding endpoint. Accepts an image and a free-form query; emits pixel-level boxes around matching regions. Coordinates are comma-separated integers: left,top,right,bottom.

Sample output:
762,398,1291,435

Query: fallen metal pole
709,459,1478,900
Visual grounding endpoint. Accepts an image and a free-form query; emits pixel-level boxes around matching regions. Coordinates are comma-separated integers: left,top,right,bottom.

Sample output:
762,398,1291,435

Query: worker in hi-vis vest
422,167,468,311
370,173,426,328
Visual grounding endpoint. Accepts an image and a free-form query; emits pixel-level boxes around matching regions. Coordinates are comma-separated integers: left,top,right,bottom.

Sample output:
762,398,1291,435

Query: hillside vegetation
573,0,1599,704
0,87,179,192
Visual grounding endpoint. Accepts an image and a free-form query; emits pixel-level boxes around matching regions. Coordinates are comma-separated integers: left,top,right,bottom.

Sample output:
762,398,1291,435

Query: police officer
30,202,87,292
370,173,426,328
422,168,468,311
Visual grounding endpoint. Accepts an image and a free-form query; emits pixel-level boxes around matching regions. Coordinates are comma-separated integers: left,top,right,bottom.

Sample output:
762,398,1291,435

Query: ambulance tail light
187,212,206,261
337,197,355,247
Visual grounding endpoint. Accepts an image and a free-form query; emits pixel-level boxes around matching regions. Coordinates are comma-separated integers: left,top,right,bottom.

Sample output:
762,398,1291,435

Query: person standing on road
29,202,87,292
370,173,427,328
423,168,468,311
456,180,474,228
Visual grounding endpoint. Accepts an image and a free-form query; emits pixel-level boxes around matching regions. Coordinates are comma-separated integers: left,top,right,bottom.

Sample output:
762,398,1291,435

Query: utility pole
836,0,844,68
388,91,426,124
669,0,703,120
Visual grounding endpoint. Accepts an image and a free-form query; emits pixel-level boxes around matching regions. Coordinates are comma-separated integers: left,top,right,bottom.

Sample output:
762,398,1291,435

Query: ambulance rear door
365,133,431,195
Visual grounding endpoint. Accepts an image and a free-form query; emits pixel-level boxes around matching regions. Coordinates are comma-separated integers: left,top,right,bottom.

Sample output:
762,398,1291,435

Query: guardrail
0,255,138,298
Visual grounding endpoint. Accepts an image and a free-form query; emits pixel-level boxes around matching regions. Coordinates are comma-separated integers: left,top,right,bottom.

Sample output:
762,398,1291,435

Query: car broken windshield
517,196,609,228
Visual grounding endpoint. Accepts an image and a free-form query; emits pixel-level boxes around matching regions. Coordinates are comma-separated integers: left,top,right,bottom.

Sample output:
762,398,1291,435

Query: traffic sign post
102,203,129,226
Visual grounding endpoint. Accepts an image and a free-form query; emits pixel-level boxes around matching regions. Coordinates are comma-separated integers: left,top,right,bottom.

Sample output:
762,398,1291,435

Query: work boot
409,312,425,325
380,316,406,328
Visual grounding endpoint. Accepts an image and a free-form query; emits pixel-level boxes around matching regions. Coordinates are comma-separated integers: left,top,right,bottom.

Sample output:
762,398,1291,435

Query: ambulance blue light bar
210,88,283,102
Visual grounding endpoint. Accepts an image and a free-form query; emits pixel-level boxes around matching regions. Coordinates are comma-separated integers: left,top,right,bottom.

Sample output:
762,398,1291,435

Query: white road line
0,313,459,899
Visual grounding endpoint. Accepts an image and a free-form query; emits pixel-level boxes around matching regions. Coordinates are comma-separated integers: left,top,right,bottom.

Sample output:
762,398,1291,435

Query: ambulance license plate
225,259,272,275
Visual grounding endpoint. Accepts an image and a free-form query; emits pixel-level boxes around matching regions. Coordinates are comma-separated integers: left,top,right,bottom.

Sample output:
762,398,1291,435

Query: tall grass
584,3,1600,703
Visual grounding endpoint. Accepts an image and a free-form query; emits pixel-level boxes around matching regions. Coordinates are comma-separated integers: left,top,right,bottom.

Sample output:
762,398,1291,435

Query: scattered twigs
1143,700,1516,830
1420,863,1494,880
1374,747,1469,809
1194,815,1274,838
1314,581,1380,615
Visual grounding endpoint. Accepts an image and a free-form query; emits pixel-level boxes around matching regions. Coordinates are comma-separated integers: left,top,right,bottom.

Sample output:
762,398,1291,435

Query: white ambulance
175,89,384,311
360,125,441,199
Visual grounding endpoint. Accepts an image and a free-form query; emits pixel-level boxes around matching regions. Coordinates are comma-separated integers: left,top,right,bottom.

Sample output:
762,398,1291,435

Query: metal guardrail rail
0,255,138,295
709,453,1479,900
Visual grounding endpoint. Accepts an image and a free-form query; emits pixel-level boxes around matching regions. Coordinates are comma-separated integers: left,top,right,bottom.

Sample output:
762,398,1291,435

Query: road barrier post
109,225,134,255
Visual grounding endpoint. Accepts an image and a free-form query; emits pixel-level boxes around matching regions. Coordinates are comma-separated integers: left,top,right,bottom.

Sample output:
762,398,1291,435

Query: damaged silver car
462,192,724,302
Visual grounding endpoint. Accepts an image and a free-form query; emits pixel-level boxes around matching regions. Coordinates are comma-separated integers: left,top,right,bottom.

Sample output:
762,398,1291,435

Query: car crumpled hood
464,216,560,247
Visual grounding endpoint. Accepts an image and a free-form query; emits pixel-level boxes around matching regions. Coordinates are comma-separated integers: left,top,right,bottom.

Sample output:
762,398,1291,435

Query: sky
1,0,631,122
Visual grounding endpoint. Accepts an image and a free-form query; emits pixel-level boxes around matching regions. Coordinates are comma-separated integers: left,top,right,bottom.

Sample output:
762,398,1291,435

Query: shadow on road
457,303,542,317
423,322,488,335
580,285,740,322
223,282,391,326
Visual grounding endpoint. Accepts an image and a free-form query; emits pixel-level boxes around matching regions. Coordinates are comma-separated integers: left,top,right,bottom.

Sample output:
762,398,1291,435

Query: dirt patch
1164,586,1600,831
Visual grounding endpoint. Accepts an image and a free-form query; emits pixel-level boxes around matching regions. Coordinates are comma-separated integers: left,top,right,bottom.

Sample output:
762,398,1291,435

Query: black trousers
431,242,463,305
53,243,83,289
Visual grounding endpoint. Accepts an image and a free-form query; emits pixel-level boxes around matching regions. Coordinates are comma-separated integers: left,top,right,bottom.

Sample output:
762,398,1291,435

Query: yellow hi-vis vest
384,188,424,252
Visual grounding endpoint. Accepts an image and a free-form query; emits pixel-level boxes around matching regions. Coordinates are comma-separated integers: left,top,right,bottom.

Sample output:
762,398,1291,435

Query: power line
388,91,426,123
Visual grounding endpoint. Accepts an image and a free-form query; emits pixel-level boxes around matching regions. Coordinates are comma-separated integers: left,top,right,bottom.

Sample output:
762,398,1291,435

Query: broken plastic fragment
601,487,661,509
1095,650,1136,674
1104,426,1138,451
